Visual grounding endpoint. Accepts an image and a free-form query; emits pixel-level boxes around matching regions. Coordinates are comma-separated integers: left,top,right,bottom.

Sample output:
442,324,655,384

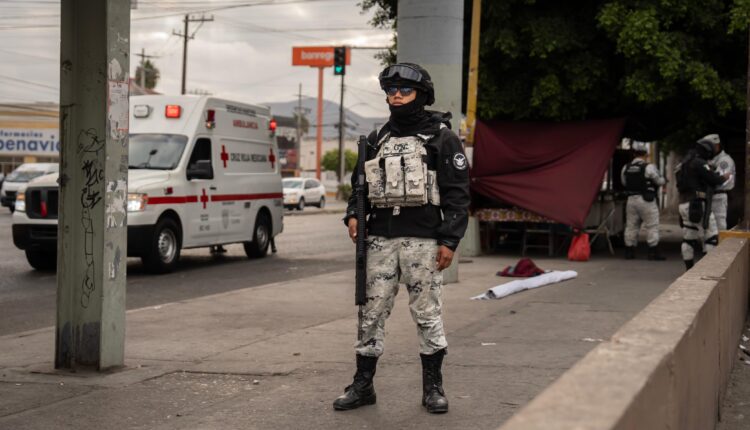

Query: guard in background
707,134,735,231
621,141,666,260
334,63,470,414
676,137,729,270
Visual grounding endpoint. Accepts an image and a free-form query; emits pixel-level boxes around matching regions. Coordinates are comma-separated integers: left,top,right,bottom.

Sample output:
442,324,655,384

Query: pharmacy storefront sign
0,129,60,156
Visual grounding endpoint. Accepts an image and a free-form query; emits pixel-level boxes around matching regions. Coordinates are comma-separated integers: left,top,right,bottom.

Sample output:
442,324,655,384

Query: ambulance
12,95,284,272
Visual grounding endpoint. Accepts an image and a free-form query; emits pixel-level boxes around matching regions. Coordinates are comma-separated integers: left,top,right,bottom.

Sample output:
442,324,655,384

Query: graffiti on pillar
78,129,104,309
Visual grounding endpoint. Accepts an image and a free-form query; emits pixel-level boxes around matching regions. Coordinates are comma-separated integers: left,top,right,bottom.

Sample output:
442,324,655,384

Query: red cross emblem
268,147,276,169
200,188,209,209
220,145,229,168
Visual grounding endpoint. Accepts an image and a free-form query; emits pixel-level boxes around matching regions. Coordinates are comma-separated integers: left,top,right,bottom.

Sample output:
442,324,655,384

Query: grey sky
0,0,394,118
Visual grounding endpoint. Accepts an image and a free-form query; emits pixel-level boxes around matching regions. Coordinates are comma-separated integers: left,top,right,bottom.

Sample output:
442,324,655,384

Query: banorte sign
292,46,351,67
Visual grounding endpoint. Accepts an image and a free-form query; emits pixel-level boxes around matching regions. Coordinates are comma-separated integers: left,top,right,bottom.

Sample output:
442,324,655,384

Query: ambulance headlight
14,192,25,212
127,193,148,212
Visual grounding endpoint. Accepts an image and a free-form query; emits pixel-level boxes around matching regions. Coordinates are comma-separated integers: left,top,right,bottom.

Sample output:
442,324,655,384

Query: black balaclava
387,90,434,137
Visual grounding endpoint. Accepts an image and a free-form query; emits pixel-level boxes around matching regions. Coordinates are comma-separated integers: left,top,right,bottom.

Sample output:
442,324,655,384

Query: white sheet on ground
471,270,578,300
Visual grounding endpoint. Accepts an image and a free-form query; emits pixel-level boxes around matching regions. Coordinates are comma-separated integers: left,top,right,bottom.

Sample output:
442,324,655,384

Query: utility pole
134,48,156,90
338,74,346,183
173,14,213,95
296,83,302,151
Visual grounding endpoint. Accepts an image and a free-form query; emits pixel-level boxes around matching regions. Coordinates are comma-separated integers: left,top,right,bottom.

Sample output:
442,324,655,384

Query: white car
283,177,326,210
1,163,59,212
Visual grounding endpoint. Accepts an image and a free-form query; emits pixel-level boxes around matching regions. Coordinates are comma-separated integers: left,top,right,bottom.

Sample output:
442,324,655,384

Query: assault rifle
703,185,714,230
355,135,368,340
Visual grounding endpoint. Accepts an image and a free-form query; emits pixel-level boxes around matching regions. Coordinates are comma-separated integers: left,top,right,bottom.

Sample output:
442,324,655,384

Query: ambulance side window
187,138,213,180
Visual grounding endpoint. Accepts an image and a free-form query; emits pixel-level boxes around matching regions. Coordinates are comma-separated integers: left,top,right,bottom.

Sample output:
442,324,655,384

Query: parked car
283,177,326,210
1,163,58,212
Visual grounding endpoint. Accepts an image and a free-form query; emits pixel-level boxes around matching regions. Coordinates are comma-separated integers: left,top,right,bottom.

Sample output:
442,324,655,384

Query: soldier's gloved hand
436,245,454,271
347,218,366,243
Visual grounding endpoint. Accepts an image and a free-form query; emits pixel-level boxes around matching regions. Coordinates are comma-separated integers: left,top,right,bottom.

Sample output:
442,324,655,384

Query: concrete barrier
499,238,749,430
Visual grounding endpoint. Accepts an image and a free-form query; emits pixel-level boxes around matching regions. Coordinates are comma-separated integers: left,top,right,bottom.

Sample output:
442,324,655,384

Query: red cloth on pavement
497,258,545,277
470,119,625,228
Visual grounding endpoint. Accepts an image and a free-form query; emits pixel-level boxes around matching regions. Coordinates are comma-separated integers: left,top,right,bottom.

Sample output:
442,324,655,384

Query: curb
284,208,346,217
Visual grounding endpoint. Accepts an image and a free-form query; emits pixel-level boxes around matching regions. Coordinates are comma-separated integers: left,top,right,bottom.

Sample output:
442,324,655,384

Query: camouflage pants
624,195,660,247
355,236,447,357
679,201,719,262
712,193,728,231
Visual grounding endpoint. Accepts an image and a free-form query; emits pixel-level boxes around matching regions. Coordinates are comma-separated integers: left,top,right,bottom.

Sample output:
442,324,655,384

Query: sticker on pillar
108,59,129,140
106,179,127,229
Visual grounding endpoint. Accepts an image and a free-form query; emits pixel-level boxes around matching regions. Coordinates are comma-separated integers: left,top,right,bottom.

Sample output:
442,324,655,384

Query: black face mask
387,91,433,137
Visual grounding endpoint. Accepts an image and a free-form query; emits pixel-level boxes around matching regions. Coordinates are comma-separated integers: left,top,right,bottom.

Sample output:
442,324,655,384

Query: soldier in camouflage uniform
333,63,470,414
707,134,735,231
621,141,666,260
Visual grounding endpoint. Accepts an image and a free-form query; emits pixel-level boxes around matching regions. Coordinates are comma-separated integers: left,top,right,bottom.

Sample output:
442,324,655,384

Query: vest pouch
643,191,656,202
384,156,405,199
403,152,428,205
364,158,386,204
688,198,704,224
427,170,440,205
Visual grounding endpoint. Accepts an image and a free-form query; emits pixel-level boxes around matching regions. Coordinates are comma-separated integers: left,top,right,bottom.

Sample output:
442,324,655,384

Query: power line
0,73,57,91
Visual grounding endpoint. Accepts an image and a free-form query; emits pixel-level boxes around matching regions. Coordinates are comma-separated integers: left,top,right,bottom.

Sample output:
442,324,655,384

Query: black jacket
677,151,725,201
344,112,470,250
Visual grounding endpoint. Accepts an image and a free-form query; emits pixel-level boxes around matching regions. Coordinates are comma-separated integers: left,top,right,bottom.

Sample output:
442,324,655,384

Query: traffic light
333,46,346,76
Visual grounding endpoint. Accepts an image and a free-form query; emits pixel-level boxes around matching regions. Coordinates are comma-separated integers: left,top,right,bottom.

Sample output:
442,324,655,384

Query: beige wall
499,238,749,430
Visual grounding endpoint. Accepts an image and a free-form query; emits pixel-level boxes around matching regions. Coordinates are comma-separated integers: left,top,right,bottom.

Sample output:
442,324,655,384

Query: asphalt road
0,209,353,336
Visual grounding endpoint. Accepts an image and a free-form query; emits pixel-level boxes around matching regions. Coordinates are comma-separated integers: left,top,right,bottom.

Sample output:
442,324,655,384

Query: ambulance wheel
25,248,56,272
142,218,181,273
297,198,305,211
245,212,271,258
318,197,325,208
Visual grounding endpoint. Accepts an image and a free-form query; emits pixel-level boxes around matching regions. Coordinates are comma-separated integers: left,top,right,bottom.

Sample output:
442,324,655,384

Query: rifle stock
355,135,367,307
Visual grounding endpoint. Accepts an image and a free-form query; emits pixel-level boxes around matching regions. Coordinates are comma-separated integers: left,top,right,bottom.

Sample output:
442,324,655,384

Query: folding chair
587,206,616,255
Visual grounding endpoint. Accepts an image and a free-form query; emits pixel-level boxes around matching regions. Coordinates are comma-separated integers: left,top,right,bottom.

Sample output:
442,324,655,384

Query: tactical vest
624,162,656,201
364,129,441,213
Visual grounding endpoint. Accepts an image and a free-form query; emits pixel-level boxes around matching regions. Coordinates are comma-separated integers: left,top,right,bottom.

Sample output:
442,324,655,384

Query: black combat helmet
378,63,435,106
695,137,715,159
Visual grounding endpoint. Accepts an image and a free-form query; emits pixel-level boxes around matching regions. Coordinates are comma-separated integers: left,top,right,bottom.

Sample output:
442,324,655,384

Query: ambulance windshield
129,134,188,170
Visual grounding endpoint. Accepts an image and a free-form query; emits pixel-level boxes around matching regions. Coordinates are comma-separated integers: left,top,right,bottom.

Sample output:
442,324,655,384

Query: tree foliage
322,149,358,173
134,59,160,90
362,0,750,148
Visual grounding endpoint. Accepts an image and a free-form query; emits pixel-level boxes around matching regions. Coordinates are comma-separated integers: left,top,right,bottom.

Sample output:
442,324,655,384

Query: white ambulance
12,95,284,272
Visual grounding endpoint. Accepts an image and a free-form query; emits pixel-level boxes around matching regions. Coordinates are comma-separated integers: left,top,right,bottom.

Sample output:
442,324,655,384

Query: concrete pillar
56,0,129,370
398,0,464,282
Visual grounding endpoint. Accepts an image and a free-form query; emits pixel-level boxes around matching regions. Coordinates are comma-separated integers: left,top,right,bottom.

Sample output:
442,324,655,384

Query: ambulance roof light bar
165,105,182,119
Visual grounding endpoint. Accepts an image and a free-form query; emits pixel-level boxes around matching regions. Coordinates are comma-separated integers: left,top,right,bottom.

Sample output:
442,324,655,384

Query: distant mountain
264,98,387,139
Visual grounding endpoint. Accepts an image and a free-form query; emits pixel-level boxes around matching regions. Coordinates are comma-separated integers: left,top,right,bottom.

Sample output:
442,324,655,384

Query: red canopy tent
470,119,625,229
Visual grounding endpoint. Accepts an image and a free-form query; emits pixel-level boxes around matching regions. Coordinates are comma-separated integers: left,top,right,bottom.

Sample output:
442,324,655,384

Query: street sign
292,46,350,67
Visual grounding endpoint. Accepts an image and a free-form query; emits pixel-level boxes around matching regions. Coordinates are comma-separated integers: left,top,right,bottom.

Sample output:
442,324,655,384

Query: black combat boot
647,246,666,261
624,247,635,260
333,354,378,410
684,259,694,270
420,349,449,413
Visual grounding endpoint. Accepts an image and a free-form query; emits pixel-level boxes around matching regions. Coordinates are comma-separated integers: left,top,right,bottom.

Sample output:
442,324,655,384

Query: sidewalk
0,247,685,429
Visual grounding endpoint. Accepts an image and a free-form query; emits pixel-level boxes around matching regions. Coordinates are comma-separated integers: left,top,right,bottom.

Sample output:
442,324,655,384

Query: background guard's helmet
379,63,435,106
631,141,648,153
695,138,715,159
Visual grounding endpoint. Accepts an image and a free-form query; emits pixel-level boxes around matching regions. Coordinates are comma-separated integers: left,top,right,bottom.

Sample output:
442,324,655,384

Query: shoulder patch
720,161,729,170
452,153,468,170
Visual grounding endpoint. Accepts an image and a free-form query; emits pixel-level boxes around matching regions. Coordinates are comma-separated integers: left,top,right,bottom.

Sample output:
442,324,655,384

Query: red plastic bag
567,232,591,262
